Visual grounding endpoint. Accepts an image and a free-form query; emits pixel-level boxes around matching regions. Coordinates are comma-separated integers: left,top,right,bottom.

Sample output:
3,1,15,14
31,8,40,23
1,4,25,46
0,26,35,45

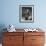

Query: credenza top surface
3,29,45,32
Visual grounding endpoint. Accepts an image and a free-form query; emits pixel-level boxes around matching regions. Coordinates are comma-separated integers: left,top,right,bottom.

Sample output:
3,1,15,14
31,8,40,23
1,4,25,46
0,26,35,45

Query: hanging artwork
19,5,34,23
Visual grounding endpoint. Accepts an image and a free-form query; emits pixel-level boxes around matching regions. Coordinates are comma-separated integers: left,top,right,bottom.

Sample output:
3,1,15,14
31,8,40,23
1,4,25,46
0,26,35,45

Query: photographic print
19,5,34,23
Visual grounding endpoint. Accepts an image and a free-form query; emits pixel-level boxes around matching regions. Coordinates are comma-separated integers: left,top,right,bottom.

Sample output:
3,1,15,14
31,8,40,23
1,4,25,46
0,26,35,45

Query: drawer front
24,32,44,36
32,36,45,44
24,36,32,46
3,32,23,36
3,36,23,44
32,44,44,46
3,43,23,46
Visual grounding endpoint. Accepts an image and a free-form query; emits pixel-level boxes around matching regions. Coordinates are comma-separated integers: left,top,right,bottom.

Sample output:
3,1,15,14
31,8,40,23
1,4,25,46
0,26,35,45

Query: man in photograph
22,7,32,20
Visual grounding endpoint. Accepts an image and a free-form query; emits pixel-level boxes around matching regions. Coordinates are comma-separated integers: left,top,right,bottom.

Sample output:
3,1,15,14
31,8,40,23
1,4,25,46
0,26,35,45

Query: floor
0,44,2,46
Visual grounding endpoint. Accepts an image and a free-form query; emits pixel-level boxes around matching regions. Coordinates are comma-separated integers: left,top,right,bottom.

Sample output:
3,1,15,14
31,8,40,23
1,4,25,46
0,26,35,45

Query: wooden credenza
2,30,45,46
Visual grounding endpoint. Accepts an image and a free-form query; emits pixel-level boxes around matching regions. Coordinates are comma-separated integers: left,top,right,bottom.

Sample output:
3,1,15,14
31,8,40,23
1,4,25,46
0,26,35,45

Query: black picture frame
19,5,34,23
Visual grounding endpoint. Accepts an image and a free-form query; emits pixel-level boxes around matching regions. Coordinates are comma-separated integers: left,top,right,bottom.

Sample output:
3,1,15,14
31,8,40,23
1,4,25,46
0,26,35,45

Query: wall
0,0,46,29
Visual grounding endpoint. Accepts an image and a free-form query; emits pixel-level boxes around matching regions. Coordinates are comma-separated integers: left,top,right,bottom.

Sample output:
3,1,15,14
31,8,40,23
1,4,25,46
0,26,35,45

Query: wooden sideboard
2,29,45,46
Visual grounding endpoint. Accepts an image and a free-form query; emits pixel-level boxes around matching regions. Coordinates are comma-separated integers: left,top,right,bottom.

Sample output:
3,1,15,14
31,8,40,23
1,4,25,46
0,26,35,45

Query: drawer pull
9,38,12,40
9,38,13,40
32,39,36,40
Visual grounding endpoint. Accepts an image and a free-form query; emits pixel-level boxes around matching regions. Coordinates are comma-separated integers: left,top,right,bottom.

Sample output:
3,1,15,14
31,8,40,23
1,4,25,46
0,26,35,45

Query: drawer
3,43,23,46
3,35,23,44
24,32,44,36
3,36,23,41
3,43,22,46
3,32,23,36
31,44,44,46
24,36,32,40
24,36,32,45
32,36,45,44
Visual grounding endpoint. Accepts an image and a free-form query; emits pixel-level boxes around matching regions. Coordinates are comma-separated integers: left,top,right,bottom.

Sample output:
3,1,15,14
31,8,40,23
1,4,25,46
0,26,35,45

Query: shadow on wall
0,24,7,43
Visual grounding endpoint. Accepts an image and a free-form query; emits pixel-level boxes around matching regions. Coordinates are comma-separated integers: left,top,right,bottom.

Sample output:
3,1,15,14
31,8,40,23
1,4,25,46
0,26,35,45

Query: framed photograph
19,5,34,23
